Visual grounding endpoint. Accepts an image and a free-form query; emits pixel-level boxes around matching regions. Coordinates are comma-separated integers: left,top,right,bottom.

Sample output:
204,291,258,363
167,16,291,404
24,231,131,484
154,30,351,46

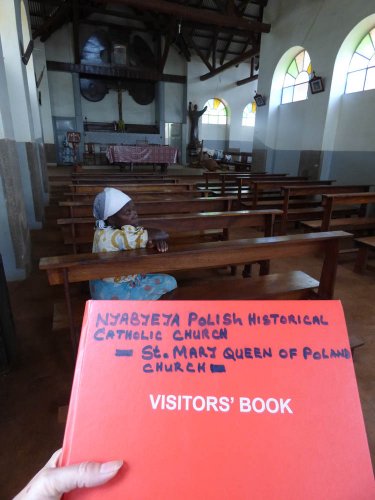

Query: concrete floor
1,166,374,498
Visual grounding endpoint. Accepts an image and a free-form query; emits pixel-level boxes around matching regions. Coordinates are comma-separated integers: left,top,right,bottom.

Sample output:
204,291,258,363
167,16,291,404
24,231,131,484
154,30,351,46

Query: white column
0,0,34,143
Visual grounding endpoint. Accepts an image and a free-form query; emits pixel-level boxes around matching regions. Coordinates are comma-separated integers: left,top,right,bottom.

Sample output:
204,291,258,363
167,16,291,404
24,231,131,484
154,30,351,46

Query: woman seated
90,187,177,300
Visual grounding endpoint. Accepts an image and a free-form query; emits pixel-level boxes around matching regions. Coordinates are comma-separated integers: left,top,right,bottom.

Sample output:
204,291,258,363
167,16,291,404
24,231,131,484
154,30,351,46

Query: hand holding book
13,449,123,500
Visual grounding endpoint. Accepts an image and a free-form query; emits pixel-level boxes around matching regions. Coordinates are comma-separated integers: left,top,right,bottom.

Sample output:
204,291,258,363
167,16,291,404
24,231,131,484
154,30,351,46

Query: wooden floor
0,165,374,498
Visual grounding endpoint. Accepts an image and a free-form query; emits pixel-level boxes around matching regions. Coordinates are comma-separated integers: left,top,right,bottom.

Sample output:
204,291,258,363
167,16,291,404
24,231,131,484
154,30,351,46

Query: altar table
106,145,178,171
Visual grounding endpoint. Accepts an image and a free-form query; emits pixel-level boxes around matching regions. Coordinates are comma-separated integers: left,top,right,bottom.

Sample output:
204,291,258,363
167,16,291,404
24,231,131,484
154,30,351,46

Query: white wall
165,82,185,123
33,40,54,143
187,57,257,150
45,24,74,63
0,0,33,142
255,0,375,179
48,71,75,117
0,38,14,140
81,90,117,122
334,92,375,151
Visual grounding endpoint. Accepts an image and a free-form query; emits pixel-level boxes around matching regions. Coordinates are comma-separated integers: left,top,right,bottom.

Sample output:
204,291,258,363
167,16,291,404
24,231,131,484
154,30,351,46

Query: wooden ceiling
28,1,270,83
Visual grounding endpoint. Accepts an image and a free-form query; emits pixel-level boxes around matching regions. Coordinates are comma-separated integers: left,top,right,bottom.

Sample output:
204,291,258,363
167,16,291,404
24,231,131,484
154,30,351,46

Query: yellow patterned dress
89,225,177,300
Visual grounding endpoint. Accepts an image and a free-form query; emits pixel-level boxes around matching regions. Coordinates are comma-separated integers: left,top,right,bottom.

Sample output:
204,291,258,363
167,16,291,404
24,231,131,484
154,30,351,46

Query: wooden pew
59,196,237,218
301,192,375,233
58,209,281,254
204,174,292,198
71,172,173,181
354,236,375,273
236,177,307,204
279,185,372,234
71,177,178,185
70,174,207,185
239,179,335,208
39,230,351,352
203,171,270,190
210,173,289,196
69,182,199,193
64,190,213,202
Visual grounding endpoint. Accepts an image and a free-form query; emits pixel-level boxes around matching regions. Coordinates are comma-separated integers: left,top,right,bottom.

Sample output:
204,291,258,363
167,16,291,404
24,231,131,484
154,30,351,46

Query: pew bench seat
50,270,365,357
163,271,319,300
301,216,375,233
51,271,319,332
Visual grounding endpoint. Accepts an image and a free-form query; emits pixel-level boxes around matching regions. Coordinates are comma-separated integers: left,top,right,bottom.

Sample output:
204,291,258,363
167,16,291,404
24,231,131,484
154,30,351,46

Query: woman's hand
13,449,123,500
146,239,168,252
146,228,169,252
155,239,168,253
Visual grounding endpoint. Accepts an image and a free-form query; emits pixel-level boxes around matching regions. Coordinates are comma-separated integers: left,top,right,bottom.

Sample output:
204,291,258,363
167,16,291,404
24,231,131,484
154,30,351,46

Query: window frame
242,102,256,127
281,50,313,104
202,98,228,125
345,27,375,94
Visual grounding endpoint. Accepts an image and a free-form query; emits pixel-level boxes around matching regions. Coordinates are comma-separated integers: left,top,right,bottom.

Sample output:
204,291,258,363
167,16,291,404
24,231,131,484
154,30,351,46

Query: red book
61,300,374,499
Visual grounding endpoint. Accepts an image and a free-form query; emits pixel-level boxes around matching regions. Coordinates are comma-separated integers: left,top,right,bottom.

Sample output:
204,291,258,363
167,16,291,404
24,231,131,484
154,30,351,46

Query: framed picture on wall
254,93,266,106
309,74,324,94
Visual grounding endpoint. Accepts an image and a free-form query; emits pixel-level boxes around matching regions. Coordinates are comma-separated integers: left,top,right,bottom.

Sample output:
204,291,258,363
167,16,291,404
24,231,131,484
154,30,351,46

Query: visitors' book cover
61,300,374,499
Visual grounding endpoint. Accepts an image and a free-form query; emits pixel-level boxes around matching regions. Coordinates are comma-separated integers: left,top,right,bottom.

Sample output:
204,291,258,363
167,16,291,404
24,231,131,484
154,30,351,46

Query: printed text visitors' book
61,300,374,499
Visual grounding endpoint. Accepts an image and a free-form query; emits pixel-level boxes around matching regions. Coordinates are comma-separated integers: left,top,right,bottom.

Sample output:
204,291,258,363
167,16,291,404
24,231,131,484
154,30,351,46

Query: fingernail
100,460,123,474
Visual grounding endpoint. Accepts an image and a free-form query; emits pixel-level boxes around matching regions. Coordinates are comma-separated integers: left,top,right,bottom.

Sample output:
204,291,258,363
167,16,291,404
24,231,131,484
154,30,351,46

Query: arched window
345,27,375,93
202,98,228,124
242,102,256,126
281,50,312,104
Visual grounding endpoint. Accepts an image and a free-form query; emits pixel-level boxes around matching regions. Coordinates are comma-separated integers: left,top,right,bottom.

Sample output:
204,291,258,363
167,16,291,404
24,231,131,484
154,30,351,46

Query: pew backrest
59,196,237,218
321,192,375,231
69,182,198,194
58,209,282,253
241,179,335,208
279,185,372,233
39,230,351,351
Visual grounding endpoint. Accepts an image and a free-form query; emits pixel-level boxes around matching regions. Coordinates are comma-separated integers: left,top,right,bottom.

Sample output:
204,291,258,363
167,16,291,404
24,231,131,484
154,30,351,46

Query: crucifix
117,86,125,131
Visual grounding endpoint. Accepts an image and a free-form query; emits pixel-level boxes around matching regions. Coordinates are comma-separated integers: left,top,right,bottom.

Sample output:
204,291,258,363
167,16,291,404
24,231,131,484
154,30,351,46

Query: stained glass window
281,50,313,104
345,27,375,94
202,98,228,125
242,102,256,126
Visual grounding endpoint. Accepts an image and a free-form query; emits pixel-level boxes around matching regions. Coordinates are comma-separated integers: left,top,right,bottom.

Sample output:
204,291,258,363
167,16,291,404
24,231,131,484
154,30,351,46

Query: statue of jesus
188,102,207,147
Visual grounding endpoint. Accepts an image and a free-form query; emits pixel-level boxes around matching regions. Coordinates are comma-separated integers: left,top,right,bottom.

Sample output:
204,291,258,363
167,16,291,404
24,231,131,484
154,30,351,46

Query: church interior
0,0,374,497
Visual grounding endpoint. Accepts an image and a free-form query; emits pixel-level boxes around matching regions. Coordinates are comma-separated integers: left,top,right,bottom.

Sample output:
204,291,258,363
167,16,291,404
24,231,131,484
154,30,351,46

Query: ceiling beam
72,0,80,64
185,33,213,71
236,53,258,85
176,34,192,62
46,60,186,84
251,0,268,6
236,74,258,85
212,0,226,12
200,46,259,80
220,1,249,65
32,0,71,41
159,32,171,72
98,0,271,33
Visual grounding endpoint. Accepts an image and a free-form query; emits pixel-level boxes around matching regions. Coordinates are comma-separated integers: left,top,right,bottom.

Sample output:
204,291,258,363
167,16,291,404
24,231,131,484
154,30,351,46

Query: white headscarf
93,188,132,228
